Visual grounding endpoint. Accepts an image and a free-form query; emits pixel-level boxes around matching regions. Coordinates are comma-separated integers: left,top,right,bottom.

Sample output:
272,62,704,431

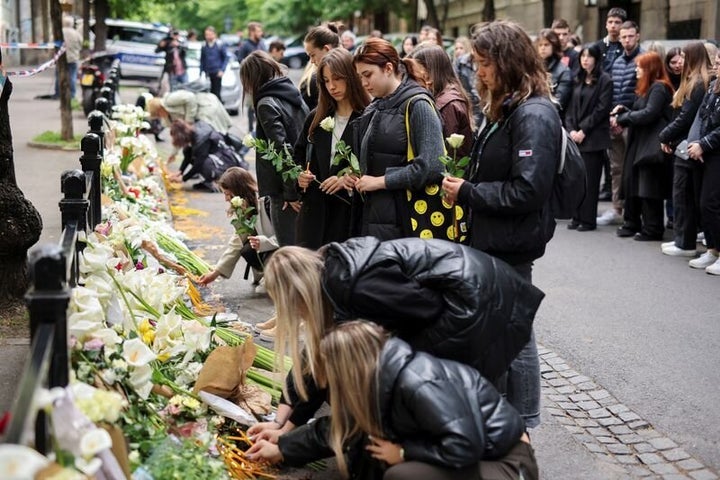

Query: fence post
94,96,111,116
100,85,114,108
79,133,102,230
87,110,105,153
25,244,70,453
60,170,88,285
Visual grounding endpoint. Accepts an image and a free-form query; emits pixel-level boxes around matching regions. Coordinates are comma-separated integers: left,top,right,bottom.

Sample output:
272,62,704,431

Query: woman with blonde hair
409,44,474,157
245,236,544,464
659,42,712,257
442,20,562,430
295,48,370,249
310,321,537,479
348,37,445,240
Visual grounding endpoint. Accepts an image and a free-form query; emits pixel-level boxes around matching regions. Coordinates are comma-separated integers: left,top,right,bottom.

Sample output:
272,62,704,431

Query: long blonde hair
318,321,387,478
263,246,334,400
672,41,712,108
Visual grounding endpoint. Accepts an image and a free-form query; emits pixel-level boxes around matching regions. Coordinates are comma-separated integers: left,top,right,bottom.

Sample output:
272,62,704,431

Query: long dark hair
239,50,284,104
535,28,563,59
471,20,551,121
352,37,424,86
309,48,370,140
576,42,603,85
218,167,258,212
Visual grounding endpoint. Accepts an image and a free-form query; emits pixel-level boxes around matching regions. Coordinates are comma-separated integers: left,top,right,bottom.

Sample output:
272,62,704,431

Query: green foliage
331,140,361,178
439,136,471,179
253,138,302,183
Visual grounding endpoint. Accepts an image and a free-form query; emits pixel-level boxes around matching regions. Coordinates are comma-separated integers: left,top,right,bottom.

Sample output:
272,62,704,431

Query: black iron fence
3,113,106,453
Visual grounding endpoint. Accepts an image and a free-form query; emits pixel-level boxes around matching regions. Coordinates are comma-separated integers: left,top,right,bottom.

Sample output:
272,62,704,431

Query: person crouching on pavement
167,119,244,192
248,320,539,480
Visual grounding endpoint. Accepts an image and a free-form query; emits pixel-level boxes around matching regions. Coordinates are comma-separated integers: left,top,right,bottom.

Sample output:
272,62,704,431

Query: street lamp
584,0,598,6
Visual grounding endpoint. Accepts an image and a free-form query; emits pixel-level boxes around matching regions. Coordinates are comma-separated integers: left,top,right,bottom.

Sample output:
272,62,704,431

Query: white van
102,19,168,80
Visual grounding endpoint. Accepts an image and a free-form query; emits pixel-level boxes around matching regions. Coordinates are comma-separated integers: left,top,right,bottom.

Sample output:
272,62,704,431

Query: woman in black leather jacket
240,51,309,246
247,321,537,480
442,20,562,430
245,236,544,464
535,28,572,115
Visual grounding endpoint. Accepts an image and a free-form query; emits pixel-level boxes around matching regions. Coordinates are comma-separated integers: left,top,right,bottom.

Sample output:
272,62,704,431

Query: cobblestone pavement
539,345,718,480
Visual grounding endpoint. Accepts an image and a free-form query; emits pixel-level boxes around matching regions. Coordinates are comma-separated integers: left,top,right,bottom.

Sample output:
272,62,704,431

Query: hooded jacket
279,336,526,477
254,76,309,198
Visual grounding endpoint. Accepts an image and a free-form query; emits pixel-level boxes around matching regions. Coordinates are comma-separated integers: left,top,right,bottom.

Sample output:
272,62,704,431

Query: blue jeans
170,72,188,91
503,262,541,428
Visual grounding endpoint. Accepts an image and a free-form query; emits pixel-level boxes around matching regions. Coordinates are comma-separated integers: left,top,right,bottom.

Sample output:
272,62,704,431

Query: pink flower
83,337,105,351
135,261,145,270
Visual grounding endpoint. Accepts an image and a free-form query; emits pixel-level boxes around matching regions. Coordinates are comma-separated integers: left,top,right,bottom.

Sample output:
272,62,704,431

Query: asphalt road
2,67,718,479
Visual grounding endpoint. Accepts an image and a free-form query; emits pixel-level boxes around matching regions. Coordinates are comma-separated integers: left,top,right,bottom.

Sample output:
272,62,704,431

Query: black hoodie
253,76,309,198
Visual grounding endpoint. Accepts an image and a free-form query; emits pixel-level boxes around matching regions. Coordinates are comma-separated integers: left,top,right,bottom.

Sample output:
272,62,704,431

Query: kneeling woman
250,321,538,480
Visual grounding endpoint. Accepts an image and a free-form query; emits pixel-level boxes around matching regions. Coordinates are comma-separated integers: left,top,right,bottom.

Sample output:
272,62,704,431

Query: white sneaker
597,210,622,226
706,259,720,276
697,232,705,244
661,241,676,249
689,251,719,269
254,283,267,294
662,245,697,257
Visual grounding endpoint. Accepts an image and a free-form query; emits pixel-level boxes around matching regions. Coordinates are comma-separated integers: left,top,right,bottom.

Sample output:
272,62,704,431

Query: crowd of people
134,13,720,479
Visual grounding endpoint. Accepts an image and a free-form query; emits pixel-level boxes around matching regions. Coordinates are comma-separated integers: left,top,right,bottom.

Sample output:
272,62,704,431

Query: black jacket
546,57,572,113
660,82,707,148
280,337,526,476
156,37,187,74
254,77,309,199
352,77,444,240
697,80,720,161
565,72,614,152
178,121,220,181
280,236,544,431
459,96,561,266
293,109,358,249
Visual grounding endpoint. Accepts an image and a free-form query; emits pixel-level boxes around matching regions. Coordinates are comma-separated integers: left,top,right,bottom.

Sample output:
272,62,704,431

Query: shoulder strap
404,93,444,162
559,128,567,175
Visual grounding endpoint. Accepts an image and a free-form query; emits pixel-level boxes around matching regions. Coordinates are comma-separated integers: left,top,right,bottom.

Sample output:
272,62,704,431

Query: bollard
60,169,88,284
94,96,111,116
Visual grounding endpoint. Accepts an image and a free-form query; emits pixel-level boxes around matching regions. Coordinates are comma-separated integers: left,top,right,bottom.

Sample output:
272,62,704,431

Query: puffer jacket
280,337,525,477
611,47,642,108
279,235,544,433
254,76,310,199
352,77,444,240
459,95,561,266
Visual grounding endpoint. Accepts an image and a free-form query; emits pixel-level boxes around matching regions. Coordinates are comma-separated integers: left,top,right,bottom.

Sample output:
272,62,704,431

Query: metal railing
2,114,105,453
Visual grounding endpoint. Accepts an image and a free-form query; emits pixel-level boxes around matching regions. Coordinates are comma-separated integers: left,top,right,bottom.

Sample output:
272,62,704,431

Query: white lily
128,364,154,399
80,428,113,458
0,445,50,479
123,337,157,366
75,456,103,476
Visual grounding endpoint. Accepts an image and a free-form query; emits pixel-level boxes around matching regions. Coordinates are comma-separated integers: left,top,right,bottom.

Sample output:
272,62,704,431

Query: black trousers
209,74,222,102
623,196,665,238
700,157,720,249
672,164,703,250
574,150,605,227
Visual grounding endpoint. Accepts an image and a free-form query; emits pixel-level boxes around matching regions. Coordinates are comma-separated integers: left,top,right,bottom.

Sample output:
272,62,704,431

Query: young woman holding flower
240,51,309,247
349,37,445,240
294,48,371,249
408,44,474,158
197,167,277,294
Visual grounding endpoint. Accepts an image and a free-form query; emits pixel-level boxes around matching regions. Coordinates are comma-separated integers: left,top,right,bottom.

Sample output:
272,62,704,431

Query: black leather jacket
278,236,543,465
279,337,525,478
459,96,561,265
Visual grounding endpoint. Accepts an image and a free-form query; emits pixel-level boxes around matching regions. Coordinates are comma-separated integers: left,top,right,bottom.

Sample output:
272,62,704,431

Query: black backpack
551,128,587,219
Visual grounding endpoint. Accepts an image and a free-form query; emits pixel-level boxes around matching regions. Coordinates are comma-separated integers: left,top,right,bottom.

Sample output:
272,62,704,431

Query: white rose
446,134,465,150
242,133,256,148
230,196,243,208
319,116,335,132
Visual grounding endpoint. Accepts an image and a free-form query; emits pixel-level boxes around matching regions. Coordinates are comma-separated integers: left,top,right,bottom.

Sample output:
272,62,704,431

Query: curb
27,141,80,151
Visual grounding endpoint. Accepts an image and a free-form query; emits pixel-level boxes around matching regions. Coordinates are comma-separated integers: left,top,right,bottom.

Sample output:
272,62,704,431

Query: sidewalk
2,68,619,480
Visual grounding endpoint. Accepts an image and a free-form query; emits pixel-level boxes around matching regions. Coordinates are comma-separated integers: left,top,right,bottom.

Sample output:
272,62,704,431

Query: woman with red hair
611,51,674,240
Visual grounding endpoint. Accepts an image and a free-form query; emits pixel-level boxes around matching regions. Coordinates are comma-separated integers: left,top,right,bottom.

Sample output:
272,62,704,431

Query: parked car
184,40,242,115
281,36,309,69
99,19,168,81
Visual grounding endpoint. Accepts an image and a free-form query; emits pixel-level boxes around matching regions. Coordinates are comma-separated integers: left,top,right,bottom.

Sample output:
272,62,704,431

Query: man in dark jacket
200,26,228,102
600,20,642,227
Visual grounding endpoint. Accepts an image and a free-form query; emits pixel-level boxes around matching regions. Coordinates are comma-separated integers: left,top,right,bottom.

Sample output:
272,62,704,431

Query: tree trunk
51,0,73,141
0,53,44,304
483,0,496,21
94,0,109,51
